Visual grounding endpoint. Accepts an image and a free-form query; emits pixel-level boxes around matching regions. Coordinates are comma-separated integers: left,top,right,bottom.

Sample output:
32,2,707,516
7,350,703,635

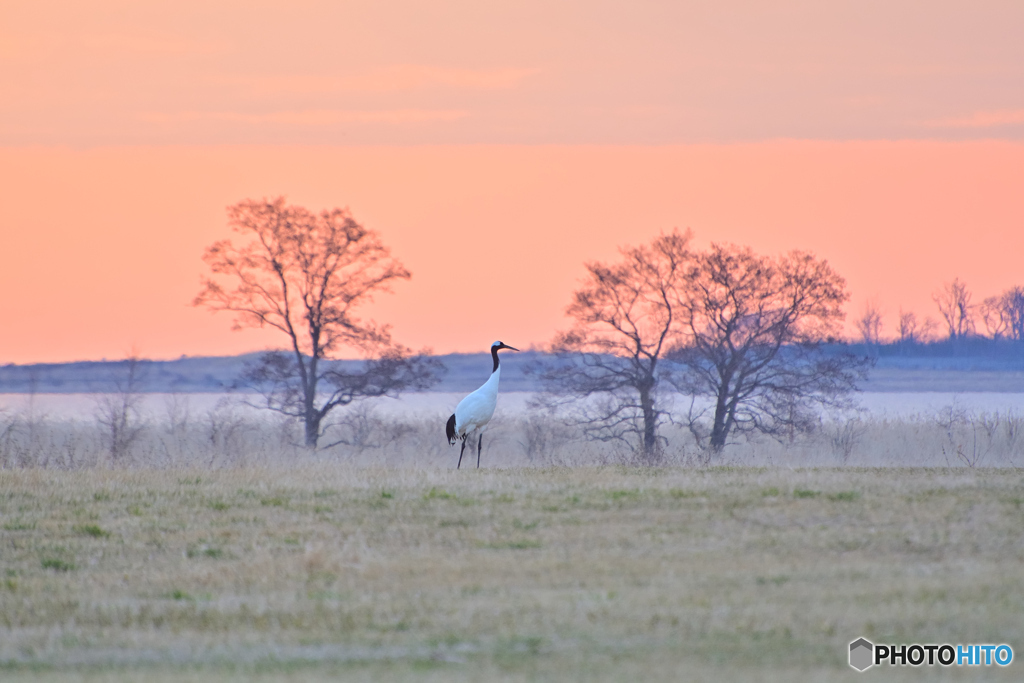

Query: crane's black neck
491,345,501,373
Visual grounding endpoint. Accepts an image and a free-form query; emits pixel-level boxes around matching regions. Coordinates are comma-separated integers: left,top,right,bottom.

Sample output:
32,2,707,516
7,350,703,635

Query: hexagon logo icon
849,638,874,671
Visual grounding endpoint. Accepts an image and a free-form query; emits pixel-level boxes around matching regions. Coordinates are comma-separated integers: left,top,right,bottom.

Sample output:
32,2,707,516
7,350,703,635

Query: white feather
454,365,500,437
448,341,517,468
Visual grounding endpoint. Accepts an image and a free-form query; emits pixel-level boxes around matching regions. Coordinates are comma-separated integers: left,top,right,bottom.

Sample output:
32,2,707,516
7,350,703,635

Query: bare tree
1005,287,1024,341
668,245,869,455
94,353,147,461
534,231,866,462
195,197,442,449
981,286,1024,341
856,300,884,345
896,308,936,345
531,229,692,462
240,345,441,448
933,278,975,340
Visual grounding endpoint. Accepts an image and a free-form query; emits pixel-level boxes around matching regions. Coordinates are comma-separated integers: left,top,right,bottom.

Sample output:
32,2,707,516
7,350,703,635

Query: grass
72,523,109,538
0,465,1022,681
39,557,75,572
3,399,1022,469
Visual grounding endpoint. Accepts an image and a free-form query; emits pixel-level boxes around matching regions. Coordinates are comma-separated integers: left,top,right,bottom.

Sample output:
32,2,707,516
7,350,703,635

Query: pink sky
4,1,1024,144
1,2,1023,363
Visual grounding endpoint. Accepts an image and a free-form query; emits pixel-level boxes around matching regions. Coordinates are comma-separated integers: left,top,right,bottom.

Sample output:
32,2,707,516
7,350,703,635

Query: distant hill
842,340,1024,391
2,342,1024,394
848,338,1024,371
0,354,260,394
0,351,546,394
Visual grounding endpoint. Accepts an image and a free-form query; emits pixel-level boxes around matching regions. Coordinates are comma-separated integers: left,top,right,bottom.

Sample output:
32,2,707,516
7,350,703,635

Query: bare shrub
932,403,1021,468
93,355,147,462
156,394,193,465
164,394,192,437
320,403,417,455
1003,413,1023,461
934,400,970,443
0,409,19,467
204,403,256,466
827,418,866,464
516,410,576,463
322,403,384,451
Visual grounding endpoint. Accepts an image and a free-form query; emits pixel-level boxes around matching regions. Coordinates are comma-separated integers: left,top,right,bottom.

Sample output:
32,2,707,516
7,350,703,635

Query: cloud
924,109,1024,129
139,109,470,126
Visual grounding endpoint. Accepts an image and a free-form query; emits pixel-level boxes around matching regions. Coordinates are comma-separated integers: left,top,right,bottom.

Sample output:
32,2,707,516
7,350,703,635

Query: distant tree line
856,278,1024,347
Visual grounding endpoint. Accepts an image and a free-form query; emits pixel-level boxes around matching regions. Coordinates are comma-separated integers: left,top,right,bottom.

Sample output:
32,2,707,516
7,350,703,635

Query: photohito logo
849,637,1013,672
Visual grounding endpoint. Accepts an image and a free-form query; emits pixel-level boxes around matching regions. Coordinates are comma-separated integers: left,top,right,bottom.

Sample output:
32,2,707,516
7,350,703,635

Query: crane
446,341,518,468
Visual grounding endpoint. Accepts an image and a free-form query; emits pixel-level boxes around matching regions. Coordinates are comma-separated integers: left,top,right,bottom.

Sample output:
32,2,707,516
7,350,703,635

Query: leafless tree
896,308,936,345
856,300,884,345
668,245,869,456
195,197,442,449
240,345,441,448
94,353,147,461
534,231,866,463
933,278,975,340
1005,287,1024,341
981,286,1024,341
531,229,693,462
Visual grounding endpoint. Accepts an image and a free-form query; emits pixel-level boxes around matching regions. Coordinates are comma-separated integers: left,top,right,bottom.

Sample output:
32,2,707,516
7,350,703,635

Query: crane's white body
447,341,517,468
453,364,500,439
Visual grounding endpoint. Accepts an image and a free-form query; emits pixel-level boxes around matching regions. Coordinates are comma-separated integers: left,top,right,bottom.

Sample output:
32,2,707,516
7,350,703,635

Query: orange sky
1,2,1023,363
4,1,1024,144
1,142,1022,363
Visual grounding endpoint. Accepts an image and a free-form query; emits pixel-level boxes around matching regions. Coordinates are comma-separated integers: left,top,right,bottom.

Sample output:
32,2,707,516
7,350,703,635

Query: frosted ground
5,390,1024,421
4,466,1022,680
2,390,1023,469
2,392,1023,679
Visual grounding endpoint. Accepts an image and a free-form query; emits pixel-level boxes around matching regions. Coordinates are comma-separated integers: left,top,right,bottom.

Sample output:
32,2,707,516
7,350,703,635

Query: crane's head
491,341,519,352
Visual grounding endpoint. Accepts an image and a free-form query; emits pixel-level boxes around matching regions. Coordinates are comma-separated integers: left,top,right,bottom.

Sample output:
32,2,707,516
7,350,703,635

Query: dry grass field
2,465,1023,681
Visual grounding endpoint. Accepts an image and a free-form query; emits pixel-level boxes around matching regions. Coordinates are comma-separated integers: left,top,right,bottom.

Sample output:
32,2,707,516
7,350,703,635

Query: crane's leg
477,433,483,469
457,436,468,469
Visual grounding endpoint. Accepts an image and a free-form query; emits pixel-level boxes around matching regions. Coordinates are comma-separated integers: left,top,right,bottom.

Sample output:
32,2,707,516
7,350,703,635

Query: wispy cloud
924,109,1024,129
139,109,470,126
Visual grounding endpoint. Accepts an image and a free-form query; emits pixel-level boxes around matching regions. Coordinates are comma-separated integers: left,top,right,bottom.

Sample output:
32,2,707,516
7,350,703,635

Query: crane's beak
499,343,519,352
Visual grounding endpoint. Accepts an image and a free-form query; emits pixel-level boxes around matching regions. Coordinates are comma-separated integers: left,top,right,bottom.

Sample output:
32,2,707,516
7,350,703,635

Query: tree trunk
302,350,320,449
709,391,730,452
303,374,320,449
639,387,659,463
304,411,320,448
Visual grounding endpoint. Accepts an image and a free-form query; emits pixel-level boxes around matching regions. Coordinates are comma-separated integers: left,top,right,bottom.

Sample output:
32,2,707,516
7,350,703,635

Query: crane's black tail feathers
446,414,457,445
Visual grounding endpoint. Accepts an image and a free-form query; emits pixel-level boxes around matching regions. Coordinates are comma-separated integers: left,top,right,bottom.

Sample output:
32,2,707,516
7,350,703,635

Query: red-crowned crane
446,341,518,468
